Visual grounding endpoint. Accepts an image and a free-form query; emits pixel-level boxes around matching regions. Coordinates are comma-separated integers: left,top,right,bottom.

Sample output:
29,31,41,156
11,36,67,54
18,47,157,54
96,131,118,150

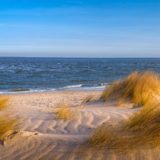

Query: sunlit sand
1,72,160,159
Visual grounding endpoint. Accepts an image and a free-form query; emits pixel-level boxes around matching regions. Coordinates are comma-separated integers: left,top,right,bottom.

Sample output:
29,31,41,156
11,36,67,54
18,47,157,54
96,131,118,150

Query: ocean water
0,57,160,93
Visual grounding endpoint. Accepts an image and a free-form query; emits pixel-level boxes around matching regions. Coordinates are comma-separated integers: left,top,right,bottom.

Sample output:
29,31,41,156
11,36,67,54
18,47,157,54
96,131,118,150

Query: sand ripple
0,91,149,160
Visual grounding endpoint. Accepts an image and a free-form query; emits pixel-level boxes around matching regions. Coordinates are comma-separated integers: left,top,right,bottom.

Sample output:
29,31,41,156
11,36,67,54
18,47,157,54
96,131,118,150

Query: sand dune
0,91,159,160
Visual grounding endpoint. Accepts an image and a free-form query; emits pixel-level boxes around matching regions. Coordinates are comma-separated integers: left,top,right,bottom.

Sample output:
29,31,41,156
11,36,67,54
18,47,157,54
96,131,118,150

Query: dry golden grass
89,124,120,148
0,96,8,111
55,104,75,121
102,71,160,107
0,96,17,143
89,103,160,150
89,125,149,151
0,116,16,142
82,94,101,105
82,95,94,104
89,71,160,150
125,102,160,140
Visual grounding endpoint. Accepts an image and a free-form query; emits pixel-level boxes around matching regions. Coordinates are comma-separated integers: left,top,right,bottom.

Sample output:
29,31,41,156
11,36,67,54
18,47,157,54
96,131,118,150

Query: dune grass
55,104,75,121
102,71,160,107
89,71,160,150
82,94,101,105
0,116,16,142
0,96,17,143
82,95,94,104
89,107,160,150
0,96,8,111
89,124,119,148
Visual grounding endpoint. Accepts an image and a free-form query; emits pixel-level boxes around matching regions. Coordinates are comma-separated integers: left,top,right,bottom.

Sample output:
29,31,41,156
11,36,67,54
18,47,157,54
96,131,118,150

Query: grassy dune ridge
90,71,160,150
102,71,160,107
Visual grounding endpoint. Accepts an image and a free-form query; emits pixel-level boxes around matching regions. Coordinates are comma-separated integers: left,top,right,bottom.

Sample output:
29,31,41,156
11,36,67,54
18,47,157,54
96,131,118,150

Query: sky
0,0,160,57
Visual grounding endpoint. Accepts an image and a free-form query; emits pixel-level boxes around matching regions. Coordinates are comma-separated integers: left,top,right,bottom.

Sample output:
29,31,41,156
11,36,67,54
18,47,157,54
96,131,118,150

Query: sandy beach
0,0,159,158
0,90,151,160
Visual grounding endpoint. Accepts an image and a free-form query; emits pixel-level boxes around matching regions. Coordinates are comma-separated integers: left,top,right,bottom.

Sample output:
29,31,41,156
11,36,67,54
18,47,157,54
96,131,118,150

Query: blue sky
0,0,160,57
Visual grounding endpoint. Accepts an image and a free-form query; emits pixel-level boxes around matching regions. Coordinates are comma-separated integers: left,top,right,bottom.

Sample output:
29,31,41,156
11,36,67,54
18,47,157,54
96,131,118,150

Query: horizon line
0,56,160,59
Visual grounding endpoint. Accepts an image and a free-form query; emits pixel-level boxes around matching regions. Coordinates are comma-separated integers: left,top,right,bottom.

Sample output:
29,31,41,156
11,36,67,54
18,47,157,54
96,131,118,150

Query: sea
0,57,160,94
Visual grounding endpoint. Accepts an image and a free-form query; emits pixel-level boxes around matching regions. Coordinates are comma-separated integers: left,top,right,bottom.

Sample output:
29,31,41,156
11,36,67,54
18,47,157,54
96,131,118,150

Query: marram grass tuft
0,96,8,111
55,104,75,121
102,71,160,107
0,116,16,142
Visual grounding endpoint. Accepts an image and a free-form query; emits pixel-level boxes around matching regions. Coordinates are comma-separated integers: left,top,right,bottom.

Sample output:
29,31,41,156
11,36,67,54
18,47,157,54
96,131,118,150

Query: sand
0,91,159,160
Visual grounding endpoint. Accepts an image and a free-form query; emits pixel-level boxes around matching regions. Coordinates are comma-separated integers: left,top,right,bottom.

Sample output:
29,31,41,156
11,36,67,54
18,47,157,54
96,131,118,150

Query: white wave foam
0,83,107,94
61,84,106,91
62,84,83,89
